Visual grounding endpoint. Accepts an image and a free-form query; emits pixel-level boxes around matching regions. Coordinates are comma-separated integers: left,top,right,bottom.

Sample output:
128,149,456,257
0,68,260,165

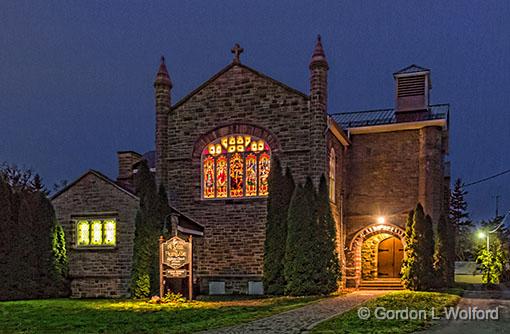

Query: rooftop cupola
393,64,431,113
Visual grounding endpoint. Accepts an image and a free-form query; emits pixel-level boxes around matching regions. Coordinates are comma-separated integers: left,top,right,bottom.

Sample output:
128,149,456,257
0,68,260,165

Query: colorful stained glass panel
203,156,215,198
258,152,270,196
216,155,228,198
229,153,244,197
246,153,257,196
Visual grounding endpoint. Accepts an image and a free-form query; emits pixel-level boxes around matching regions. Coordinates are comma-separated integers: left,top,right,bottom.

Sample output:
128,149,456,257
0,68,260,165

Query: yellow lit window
76,218,116,247
77,221,90,246
104,220,116,246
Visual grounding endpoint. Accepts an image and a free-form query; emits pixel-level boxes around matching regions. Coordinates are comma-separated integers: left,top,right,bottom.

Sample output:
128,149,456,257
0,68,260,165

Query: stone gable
52,171,139,298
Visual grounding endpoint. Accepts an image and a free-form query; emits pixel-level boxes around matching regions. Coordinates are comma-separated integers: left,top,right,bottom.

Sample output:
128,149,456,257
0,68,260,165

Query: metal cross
231,43,244,63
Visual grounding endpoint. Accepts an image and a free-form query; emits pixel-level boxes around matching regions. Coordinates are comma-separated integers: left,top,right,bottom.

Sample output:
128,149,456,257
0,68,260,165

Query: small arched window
202,135,271,199
329,148,336,202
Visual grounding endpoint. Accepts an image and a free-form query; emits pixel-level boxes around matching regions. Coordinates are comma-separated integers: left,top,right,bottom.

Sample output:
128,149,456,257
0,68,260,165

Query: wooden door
377,237,404,278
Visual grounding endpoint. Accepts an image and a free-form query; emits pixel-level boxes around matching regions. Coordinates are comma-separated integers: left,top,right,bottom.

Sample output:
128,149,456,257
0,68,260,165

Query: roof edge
51,169,139,201
172,62,308,110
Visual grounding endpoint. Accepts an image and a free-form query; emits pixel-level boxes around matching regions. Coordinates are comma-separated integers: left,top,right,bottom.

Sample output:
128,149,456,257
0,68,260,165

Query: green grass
311,291,461,334
0,295,319,333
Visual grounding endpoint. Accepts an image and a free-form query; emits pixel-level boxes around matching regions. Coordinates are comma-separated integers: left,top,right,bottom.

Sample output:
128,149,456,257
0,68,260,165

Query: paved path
420,290,510,334
203,290,387,334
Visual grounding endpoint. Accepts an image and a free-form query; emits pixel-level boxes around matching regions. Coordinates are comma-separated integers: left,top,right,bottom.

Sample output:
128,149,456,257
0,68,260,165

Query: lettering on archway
349,223,406,251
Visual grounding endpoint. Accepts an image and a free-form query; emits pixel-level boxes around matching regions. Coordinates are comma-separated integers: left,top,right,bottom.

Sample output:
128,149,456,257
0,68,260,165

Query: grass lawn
0,295,319,333
311,291,461,334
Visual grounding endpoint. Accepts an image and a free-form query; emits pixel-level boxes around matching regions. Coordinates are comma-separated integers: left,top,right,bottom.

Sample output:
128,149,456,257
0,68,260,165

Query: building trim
327,117,350,146
348,119,446,135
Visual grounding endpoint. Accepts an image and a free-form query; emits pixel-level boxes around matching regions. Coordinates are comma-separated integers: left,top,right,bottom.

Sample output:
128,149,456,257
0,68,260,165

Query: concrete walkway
420,290,510,334
203,290,387,334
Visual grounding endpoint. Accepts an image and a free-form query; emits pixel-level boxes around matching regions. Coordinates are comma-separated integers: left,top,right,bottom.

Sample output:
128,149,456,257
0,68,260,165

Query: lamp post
477,210,509,284
477,210,509,251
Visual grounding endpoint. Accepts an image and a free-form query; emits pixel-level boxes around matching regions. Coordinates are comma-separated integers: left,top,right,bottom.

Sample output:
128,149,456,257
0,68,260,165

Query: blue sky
1,1,509,221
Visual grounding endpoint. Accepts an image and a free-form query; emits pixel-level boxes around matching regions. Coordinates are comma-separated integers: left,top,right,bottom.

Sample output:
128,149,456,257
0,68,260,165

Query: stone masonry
52,171,139,298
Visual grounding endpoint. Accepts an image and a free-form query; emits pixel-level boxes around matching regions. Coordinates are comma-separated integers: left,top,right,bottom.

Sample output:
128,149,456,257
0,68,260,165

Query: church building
52,37,449,297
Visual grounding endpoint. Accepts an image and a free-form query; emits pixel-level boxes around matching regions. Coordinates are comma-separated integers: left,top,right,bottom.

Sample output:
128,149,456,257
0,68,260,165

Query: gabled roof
51,169,205,236
172,62,308,110
393,64,430,75
51,169,138,201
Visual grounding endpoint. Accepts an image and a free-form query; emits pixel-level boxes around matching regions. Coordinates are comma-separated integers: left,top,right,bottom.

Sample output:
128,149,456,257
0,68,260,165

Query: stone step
359,280,404,290
360,285,404,290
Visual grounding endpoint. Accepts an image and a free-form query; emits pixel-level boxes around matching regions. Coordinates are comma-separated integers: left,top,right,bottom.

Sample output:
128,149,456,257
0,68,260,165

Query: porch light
377,216,386,224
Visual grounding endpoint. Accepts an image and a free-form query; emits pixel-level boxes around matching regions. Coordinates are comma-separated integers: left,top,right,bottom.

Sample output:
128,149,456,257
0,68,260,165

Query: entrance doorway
377,237,404,278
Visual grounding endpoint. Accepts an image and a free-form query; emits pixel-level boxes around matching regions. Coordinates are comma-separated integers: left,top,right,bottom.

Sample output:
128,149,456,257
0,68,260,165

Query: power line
464,168,510,187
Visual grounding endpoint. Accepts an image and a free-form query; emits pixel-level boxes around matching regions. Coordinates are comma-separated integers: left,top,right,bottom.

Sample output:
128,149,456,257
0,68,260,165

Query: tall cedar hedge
434,213,454,287
315,175,340,294
130,161,170,298
284,178,318,295
263,157,295,295
283,176,340,295
401,203,436,291
0,174,68,300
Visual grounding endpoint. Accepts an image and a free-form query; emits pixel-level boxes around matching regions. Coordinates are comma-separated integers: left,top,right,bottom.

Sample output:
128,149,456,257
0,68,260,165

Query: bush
263,157,295,295
0,170,69,301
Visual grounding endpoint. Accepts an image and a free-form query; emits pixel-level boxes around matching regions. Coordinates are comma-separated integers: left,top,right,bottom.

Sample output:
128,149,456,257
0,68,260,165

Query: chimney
116,151,142,190
394,65,431,119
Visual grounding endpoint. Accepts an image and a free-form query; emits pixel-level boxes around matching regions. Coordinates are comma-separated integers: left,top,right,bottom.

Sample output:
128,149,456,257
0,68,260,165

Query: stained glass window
75,219,116,247
201,134,271,199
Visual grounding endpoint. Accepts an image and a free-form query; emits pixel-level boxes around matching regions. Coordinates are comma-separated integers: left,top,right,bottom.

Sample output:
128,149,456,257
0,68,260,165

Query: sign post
159,235,193,300
188,235,193,300
159,236,164,298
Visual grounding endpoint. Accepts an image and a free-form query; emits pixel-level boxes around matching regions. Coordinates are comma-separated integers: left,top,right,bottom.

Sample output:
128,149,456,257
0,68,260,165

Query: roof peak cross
231,43,244,63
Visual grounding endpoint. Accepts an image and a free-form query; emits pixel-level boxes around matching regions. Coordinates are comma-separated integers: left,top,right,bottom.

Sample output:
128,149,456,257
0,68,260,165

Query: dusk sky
1,1,509,221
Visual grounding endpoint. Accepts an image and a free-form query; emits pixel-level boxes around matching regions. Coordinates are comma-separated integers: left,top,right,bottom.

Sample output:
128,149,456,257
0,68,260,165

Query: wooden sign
162,236,190,269
159,235,193,300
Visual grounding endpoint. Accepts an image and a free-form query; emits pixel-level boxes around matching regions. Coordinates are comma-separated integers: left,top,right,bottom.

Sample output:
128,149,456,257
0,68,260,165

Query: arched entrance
346,223,406,288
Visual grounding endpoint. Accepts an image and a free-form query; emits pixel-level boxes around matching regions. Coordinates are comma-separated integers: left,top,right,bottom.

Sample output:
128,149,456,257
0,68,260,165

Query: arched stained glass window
202,135,271,199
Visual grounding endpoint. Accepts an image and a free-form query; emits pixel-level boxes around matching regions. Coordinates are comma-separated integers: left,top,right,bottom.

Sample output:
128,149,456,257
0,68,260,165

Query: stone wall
344,127,445,237
343,125,446,287
165,64,329,293
52,172,139,298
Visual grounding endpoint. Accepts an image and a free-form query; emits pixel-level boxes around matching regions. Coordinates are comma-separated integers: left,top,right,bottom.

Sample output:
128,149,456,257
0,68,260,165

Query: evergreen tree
130,161,167,298
315,175,340,294
0,167,68,300
52,223,68,279
402,204,435,290
434,214,448,286
434,213,455,287
401,209,418,289
263,157,295,295
450,178,474,260
284,178,319,295
131,210,151,298
421,214,435,289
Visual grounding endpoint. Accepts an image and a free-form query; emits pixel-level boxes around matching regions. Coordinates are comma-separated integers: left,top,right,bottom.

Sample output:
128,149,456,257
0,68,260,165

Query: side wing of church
52,38,449,297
